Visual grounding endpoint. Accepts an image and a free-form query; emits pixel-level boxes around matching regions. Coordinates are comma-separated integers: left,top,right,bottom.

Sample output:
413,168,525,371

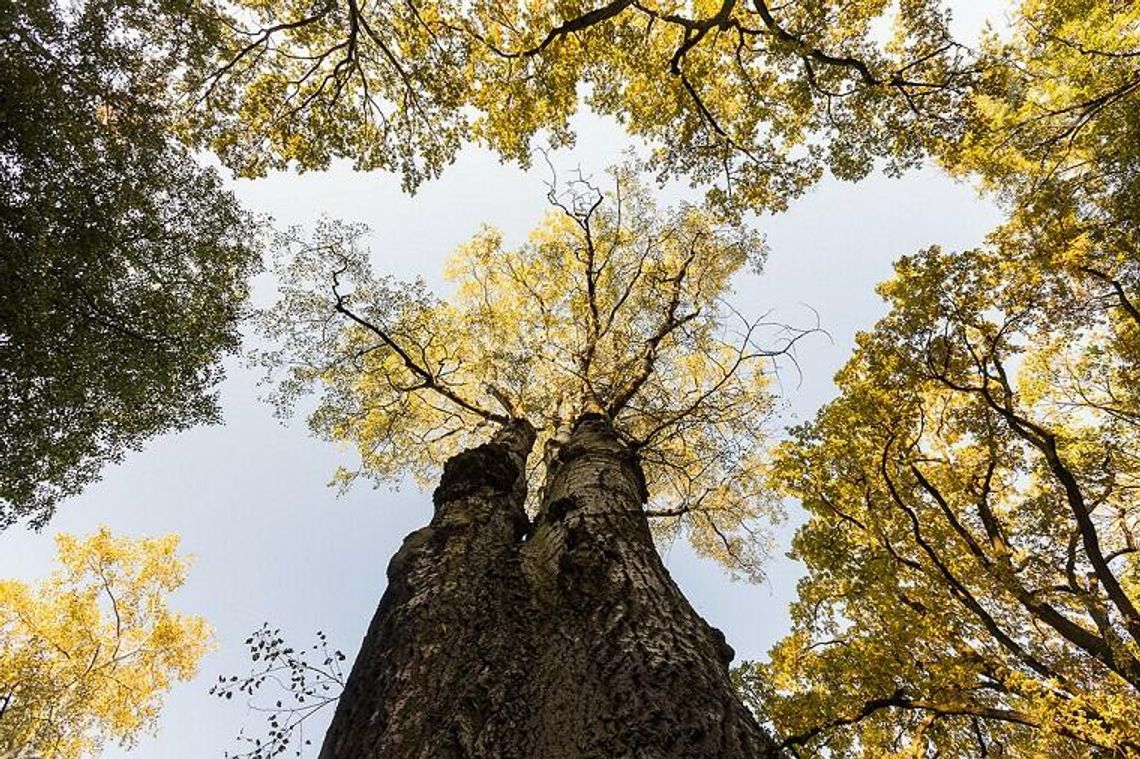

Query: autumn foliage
0,529,211,757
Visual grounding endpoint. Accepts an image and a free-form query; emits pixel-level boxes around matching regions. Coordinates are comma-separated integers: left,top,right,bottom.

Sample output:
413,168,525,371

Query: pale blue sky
0,4,1011,755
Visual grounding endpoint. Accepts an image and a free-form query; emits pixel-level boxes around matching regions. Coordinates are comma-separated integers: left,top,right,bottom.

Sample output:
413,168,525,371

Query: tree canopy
259,168,806,578
0,528,212,758
1,0,263,527
739,1,1140,754
187,0,970,212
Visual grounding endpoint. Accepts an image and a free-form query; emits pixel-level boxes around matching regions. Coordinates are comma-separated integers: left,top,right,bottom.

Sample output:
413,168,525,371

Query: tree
738,4,1140,754
743,244,1139,756
186,0,970,213
0,0,262,528
264,168,800,578
0,528,212,758
254,170,806,755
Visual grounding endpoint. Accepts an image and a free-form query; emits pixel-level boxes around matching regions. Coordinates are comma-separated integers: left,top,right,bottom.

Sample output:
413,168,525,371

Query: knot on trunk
386,525,436,582
544,495,578,523
709,625,736,667
557,519,623,603
433,442,521,509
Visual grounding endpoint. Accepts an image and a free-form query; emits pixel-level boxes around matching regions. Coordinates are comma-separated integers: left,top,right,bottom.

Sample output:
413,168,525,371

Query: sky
0,3,1011,756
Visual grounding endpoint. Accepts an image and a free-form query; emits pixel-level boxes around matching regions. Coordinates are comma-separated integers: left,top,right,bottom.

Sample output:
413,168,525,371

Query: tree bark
319,419,538,758
320,414,781,758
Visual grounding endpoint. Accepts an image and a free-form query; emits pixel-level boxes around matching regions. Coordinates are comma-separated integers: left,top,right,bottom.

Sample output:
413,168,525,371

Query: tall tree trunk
320,414,781,758
319,419,538,758
520,413,778,757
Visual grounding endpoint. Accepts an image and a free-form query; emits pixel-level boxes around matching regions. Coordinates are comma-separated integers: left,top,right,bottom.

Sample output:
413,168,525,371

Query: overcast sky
0,4,1012,756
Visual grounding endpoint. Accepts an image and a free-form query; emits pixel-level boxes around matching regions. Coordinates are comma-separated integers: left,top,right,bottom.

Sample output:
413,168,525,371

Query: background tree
737,5,1140,753
0,528,212,758
0,0,262,528
941,0,1139,324
186,0,970,213
742,244,1139,756
251,169,805,755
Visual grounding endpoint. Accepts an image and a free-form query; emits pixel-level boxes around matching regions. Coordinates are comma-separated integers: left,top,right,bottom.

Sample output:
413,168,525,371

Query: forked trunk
320,414,780,758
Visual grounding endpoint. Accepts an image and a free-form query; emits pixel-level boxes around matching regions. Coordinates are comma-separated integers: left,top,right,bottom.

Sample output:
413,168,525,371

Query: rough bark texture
319,420,537,758
320,414,781,758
